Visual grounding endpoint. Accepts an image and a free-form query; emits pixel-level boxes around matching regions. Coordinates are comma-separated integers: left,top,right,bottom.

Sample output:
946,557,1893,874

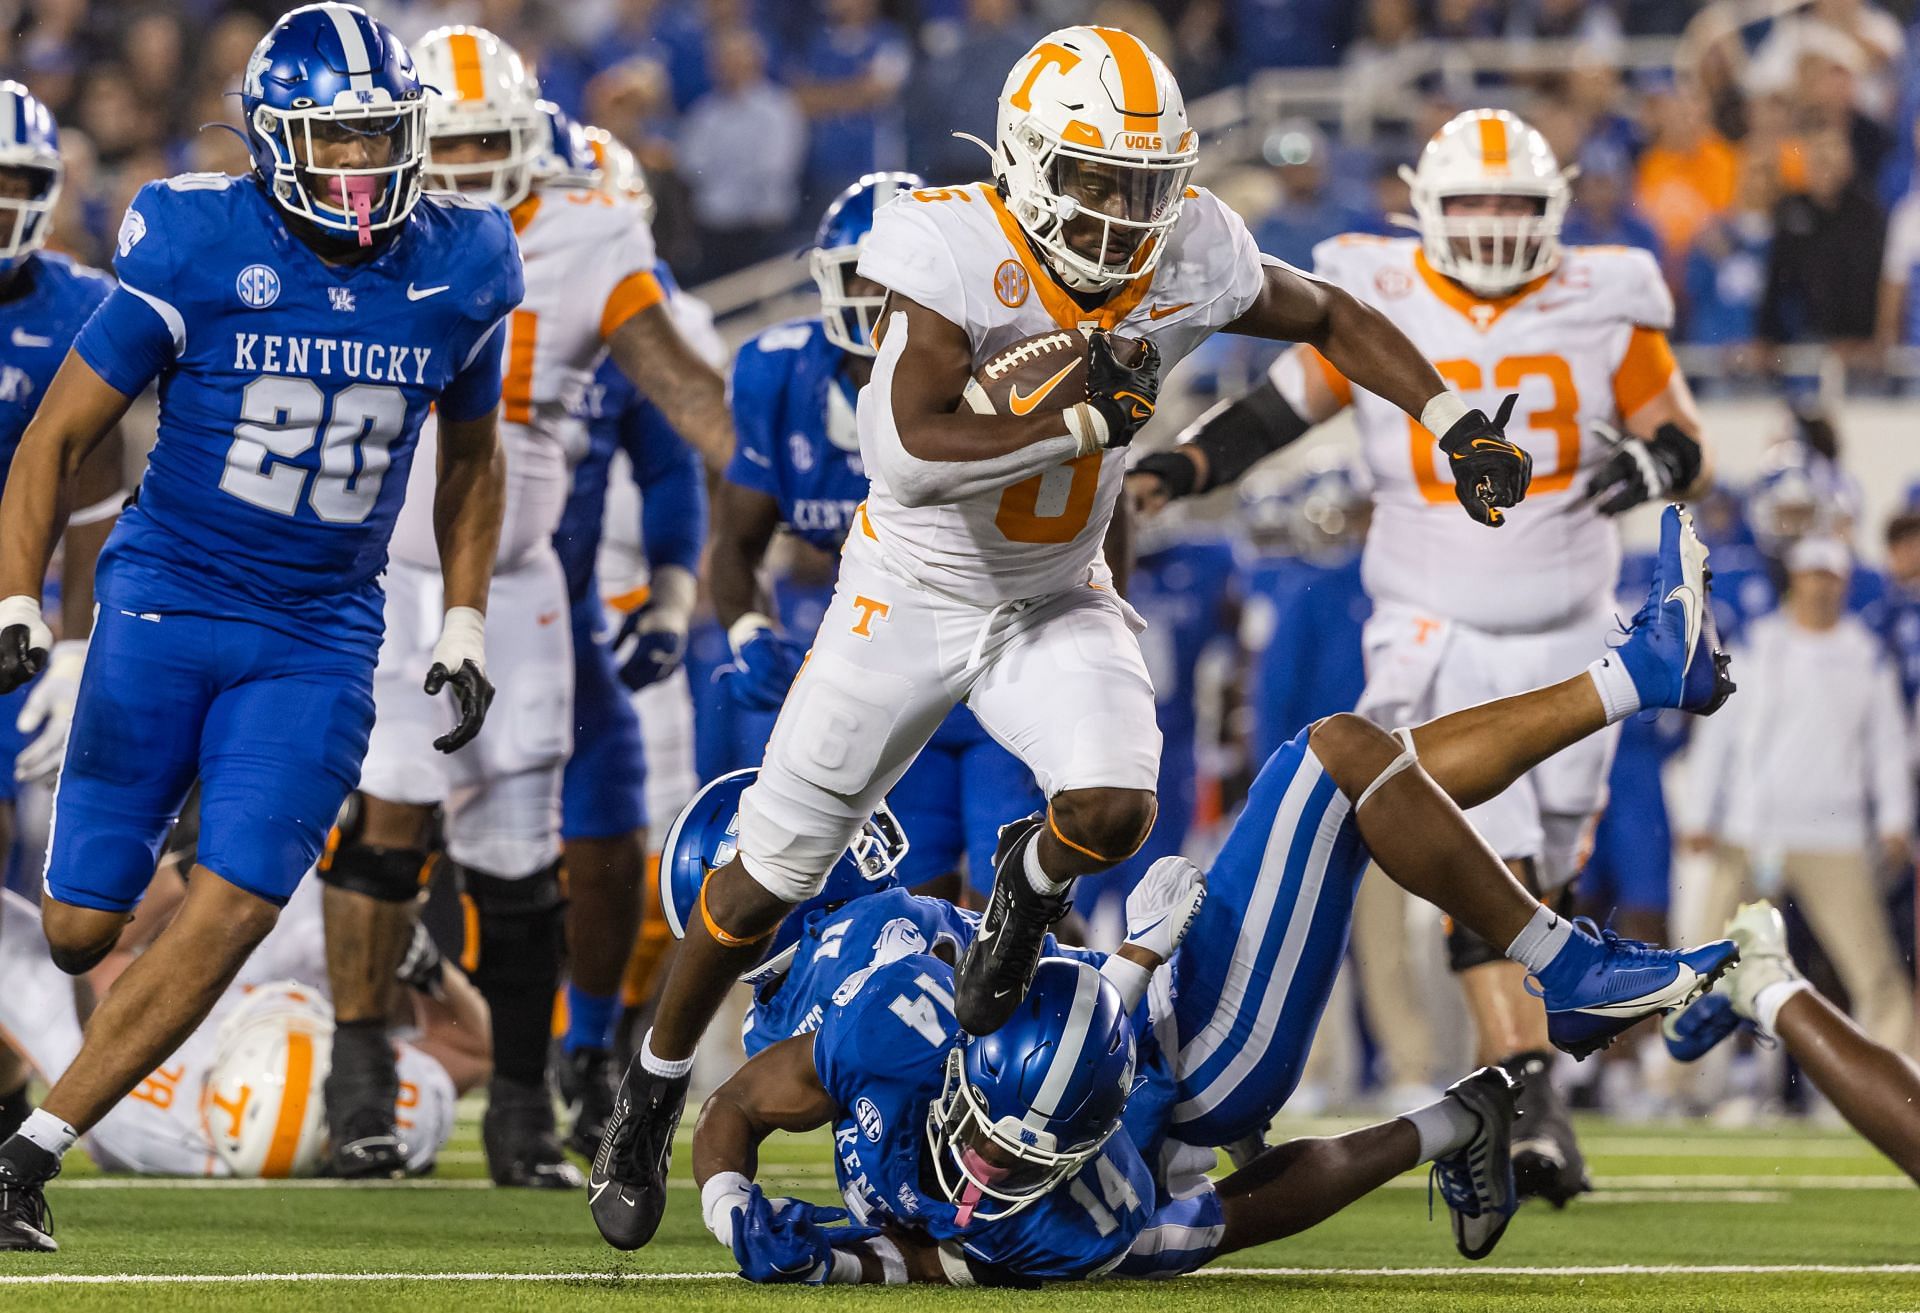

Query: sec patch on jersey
962,329,1148,418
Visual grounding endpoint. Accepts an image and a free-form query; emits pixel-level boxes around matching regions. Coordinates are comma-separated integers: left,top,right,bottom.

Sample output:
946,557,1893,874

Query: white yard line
3,1264,1919,1287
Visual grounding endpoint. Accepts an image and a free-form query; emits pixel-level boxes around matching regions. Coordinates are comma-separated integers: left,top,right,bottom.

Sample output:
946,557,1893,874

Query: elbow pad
1169,380,1313,495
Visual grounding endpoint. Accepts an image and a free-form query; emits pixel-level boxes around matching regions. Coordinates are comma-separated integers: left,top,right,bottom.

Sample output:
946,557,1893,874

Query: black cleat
1506,1050,1591,1208
955,814,1072,1035
561,1046,618,1159
0,1157,56,1253
483,1077,585,1190
325,1023,408,1179
1431,1066,1521,1261
589,1057,689,1250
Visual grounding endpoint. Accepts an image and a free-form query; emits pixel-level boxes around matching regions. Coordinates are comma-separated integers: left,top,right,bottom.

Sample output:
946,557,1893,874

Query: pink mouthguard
953,1146,1011,1227
327,175,378,246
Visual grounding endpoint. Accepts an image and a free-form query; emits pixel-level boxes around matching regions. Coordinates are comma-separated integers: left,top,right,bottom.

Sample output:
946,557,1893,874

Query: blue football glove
719,626,808,712
729,1185,882,1284
612,603,688,691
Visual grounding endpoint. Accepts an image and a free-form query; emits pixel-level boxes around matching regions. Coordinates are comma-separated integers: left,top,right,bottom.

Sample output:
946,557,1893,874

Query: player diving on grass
672,505,1740,1284
0,3,520,1251
590,24,1541,1250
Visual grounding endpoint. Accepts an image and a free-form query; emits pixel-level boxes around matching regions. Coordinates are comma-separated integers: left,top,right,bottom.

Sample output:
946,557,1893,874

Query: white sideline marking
3,1264,1920,1287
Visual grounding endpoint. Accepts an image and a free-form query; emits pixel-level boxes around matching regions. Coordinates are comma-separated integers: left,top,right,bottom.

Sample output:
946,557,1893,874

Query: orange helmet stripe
260,1028,314,1178
1477,115,1509,173
449,30,486,101
1091,27,1160,133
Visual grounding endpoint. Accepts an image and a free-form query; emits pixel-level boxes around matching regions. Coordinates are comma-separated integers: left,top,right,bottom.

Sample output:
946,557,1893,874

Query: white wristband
1065,402,1109,457
0,595,43,630
1419,391,1470,440
431,605,487,676
1099,954,1152,1011
702,1170,753,1249
643,564,698,628
727,611,776,659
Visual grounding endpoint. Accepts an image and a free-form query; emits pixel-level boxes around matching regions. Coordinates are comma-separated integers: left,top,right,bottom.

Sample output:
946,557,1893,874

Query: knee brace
317,796,437,903
458,857,566,1087
1444,860,1567,974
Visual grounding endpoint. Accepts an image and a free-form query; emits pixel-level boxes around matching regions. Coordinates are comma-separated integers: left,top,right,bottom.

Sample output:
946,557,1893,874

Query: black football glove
1583,421,1703,516
0,597,51,696
425,658,494,754
1129,448,1200,500
1437,393,1528,527
395,920,447,998
1084,332,1161,449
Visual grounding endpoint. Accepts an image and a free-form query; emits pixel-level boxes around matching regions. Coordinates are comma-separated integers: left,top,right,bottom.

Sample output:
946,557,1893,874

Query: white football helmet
583,125,654,222
200,982,335,1179
1399,109,1572,297
414,25,545,210
994,26,1197,292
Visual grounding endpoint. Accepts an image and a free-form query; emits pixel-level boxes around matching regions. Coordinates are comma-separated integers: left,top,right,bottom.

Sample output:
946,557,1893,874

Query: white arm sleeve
860,309,1083,509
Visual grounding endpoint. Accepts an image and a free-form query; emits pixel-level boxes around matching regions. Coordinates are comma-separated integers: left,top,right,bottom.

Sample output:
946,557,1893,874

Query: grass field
4,1108,1917,1311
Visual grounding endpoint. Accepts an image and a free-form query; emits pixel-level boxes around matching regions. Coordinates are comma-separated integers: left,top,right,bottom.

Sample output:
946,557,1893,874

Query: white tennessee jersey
391,186,664,570
1303,235,1677,633
0,887,453,1177
857,183,1267,601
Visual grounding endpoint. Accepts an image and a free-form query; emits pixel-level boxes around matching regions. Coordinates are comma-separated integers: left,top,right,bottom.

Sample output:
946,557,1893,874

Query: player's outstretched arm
1227,265,1531,527
606,302,736,470
0,353,136,692
863,296,1152,509
708,480,782,630
426,406,506,753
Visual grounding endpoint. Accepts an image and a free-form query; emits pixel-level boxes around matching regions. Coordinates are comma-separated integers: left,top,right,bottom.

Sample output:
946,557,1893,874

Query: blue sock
564,986,620,1054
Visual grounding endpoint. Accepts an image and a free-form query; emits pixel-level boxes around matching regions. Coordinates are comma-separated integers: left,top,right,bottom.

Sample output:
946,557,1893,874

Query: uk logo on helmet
855,1096,885,1142
237,264,282,309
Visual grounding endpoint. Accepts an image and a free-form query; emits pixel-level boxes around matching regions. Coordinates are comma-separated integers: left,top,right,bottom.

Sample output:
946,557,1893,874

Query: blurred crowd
7,0,1920,355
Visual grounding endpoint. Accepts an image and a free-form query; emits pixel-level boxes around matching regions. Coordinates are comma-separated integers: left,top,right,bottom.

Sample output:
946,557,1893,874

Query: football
962,329,1148,418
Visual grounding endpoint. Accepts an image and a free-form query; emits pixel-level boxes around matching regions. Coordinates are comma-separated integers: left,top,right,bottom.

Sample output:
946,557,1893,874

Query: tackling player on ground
683,506,1740,1284
590,25,1535,1250
314,26,733,1188
1129,109,1712,1204
0,4,519,1250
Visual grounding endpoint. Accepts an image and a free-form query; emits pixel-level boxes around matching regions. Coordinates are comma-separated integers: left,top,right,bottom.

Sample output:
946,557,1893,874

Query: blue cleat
1530,919,1739,1060
1430,1066,1521,1261
1614,504,1735,714
1662,990,1746,1063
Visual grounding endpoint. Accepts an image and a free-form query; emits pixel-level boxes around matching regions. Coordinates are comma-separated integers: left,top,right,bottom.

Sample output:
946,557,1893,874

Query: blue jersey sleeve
624,402,707,574
438,317,507,422
75,187,184,396
723,338,784,497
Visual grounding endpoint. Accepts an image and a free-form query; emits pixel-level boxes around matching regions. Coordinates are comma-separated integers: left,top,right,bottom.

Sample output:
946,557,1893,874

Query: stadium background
4,0,1920,1303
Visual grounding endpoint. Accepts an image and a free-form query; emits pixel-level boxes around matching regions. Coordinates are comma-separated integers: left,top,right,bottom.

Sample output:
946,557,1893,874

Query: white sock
1752,978,1812,1038
1587,655,1642,725
1024,833,1071,897
1402,1096,1481,1163
638,1028,694,1080
17,1108,77,1160
1506,904,1576,974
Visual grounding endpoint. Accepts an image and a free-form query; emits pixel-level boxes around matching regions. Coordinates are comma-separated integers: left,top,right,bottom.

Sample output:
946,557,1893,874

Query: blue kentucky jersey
723,318,867,554
0,252,113,500
556,350,706,605
812,954,1155,1284
76,175,520,647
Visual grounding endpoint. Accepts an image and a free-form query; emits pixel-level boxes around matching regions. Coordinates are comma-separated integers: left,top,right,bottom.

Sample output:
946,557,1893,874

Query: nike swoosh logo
992,987,1015,1000
1147,302,1192,320
1008,360,1079,415
1665,583,1702,674
406,283,451,301
1469,438,1515,452
10,328,50,348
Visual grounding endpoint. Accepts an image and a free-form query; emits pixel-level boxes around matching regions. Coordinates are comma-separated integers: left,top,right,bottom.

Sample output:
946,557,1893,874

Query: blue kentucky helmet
0,81,62,274
658,768,910,985
240,3,428,247
928,958,1135,1225
535,100,596,187
810,171,923,356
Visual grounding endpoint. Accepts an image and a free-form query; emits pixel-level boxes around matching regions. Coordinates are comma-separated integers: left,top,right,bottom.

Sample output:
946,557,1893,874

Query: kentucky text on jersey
229,333,434,384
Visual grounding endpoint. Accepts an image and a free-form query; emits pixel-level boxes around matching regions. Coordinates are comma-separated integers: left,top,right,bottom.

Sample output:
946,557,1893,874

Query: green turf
4,1111,1916,1311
